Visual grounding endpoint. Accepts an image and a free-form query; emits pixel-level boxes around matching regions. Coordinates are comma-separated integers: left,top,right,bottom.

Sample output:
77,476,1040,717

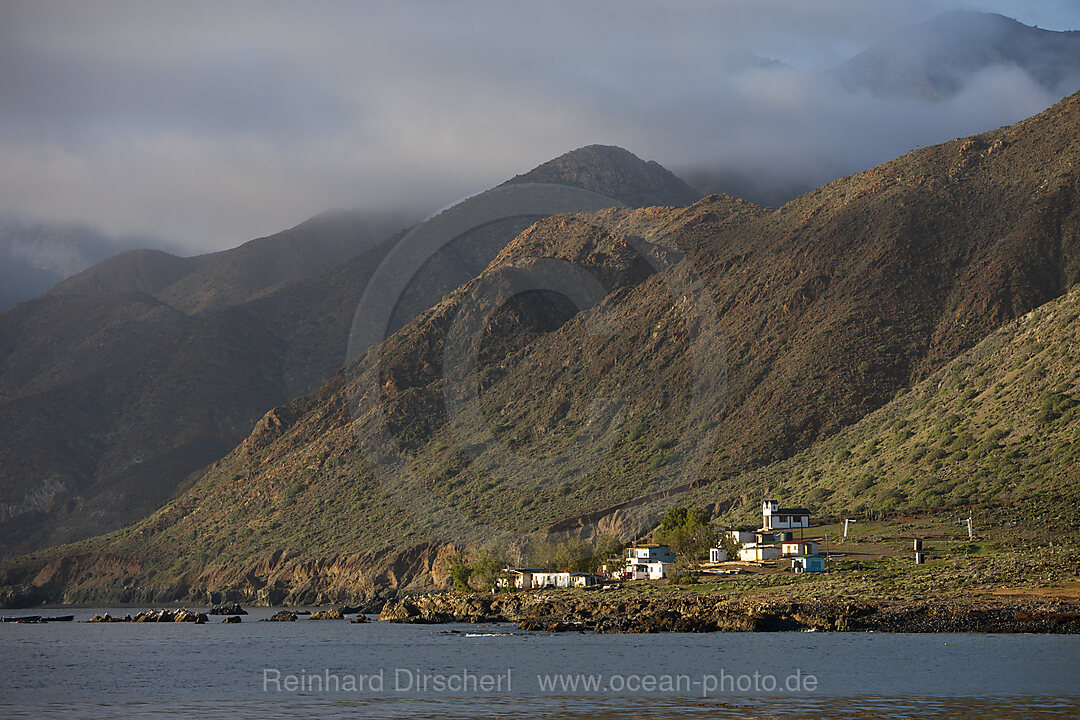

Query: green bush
975,427,1010,458
1037,392,1076,424
853,477,875,493
908,445,928,463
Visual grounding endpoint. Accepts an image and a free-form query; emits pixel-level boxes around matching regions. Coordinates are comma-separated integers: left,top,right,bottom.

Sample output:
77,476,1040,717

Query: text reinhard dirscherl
261,668,819,696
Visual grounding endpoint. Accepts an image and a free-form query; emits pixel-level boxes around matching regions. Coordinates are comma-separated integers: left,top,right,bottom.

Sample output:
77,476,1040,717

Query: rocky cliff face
0,541,460,608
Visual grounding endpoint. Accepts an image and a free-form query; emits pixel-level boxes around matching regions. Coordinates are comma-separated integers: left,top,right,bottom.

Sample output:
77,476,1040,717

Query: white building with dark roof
762,500,810,530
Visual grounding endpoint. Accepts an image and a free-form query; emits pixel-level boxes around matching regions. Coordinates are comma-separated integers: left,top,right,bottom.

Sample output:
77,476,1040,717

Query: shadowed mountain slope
0,147,699,557
50,210,414,313
45,250,210,298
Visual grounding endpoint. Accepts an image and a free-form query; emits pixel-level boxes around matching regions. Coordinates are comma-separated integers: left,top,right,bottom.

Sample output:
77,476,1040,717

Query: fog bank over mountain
0,219,169,309
1,1,1079,249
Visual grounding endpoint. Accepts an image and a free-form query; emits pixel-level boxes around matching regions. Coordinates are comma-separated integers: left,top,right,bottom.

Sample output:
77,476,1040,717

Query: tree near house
445,547,514,592
469,550,510,591
447,552,473,592
654,506,718,580
526,534,625,573
593,534,624,572
716,531,742,561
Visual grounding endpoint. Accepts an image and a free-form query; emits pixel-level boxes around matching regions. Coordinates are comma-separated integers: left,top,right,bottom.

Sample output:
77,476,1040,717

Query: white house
568,572,602,588
533,571,573,588
499,569,602,589
708,547,729,563
739,544,781,562
624,559,672,580
780,540,819,557
499,568,566,589
761,500,810,530
623,544,675,580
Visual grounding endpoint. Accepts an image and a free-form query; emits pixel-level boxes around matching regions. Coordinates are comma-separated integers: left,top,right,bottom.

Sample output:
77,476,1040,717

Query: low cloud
0,0,1078,252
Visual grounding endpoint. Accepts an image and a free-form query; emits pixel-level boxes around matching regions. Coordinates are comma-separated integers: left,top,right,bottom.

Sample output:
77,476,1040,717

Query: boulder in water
309,609,345,620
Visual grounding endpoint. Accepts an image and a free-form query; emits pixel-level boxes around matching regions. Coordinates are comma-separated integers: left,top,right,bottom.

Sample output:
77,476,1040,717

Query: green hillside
701,283,1080,528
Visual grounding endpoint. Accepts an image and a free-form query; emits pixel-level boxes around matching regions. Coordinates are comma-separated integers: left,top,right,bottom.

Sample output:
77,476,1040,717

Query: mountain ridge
3,92,1078,605
0,146,701,557
502,144,701,208
49,209,415,313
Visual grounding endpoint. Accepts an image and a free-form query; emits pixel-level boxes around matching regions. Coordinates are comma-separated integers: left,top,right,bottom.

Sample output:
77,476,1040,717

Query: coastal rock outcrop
88,609,208,623
375,590,1080,634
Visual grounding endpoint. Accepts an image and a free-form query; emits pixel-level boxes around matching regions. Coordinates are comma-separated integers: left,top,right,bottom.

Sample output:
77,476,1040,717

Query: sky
1,0,1079,254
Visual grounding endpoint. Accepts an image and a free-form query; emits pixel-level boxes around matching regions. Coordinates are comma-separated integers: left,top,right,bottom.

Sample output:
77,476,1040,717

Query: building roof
774,507,811,515
507,567,559,574
629,544,670,549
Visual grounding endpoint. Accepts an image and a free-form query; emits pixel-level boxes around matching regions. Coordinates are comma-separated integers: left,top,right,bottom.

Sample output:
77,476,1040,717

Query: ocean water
1,608,1078,719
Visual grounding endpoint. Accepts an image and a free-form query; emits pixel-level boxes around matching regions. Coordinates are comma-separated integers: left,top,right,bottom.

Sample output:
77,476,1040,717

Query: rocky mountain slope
3,92,1078,606
502,144,700,209
687,282,1080,529
0,147,700,557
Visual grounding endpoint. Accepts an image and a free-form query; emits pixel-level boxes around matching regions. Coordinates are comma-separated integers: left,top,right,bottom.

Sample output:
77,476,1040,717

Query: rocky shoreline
6,587,1080,633
376,590,1080,634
